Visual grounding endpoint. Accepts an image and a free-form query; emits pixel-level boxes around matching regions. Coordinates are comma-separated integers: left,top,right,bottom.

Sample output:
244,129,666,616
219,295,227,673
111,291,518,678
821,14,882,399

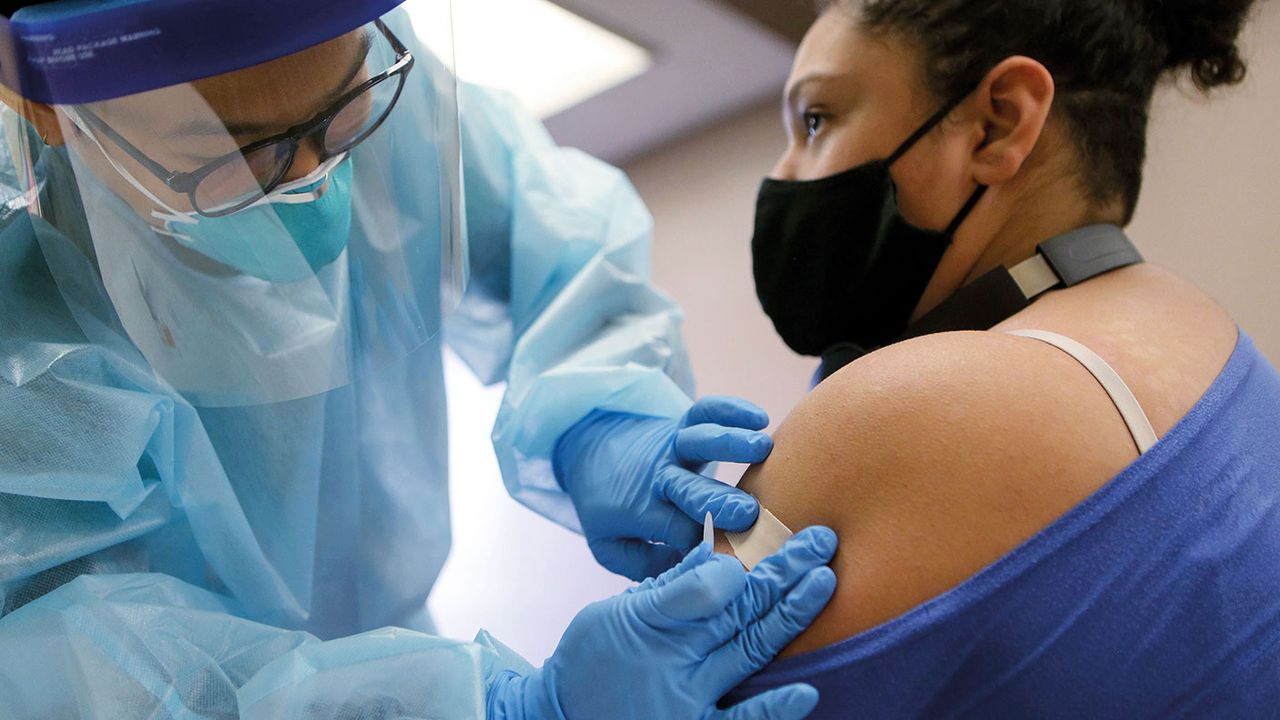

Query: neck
911,179,1125,322
965,191,1110,284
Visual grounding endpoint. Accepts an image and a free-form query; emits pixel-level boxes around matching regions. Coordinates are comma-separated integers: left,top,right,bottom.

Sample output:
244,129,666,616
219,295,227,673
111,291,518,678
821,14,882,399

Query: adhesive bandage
725,508,794,571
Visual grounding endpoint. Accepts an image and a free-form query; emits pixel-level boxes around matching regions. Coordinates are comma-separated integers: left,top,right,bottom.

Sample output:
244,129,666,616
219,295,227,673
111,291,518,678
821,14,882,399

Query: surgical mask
751,93,987,357
152,154,355,284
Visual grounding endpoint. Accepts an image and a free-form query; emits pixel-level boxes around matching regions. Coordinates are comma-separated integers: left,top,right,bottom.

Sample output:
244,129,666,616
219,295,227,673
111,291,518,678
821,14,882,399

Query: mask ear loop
884,88,990,239
885,90,975,167
943,184,988,237
61,106,188,219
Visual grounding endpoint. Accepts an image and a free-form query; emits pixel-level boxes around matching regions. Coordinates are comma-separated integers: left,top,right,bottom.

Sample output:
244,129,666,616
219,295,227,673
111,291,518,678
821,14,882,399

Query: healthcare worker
0,0,838,717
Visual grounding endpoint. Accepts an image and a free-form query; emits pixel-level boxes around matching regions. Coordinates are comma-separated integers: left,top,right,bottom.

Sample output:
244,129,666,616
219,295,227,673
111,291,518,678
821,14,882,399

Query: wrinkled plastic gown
0,11,695,719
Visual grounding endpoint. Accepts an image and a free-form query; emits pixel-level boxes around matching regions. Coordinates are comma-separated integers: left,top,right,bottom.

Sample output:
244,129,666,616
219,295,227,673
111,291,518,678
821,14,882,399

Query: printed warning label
24,28,162,66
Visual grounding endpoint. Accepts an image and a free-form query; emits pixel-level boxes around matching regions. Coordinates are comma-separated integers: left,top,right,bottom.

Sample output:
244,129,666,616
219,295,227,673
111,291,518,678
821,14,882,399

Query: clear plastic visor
16,0,465,407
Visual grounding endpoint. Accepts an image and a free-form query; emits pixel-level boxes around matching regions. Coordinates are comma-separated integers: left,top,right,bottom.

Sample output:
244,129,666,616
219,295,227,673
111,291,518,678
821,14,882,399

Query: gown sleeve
446,83,696,531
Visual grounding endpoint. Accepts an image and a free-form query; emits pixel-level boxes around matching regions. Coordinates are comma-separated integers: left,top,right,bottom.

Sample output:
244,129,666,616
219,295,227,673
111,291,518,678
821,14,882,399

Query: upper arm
728,331,1140,657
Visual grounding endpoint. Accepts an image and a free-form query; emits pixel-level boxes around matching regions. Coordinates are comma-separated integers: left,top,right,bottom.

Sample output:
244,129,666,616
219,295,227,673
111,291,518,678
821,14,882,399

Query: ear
968,56,1054,186
0,83,66,146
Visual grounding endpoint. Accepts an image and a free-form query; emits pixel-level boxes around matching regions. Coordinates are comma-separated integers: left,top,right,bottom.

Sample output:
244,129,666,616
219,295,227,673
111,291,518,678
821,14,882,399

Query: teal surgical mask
151,154,355,283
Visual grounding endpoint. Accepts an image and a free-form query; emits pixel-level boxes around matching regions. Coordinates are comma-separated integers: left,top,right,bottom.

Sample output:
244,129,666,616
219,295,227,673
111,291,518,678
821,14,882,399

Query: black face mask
752,94,987,357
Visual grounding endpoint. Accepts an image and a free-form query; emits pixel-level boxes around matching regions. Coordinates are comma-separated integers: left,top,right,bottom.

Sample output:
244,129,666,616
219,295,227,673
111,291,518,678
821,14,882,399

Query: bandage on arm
725,508,794,571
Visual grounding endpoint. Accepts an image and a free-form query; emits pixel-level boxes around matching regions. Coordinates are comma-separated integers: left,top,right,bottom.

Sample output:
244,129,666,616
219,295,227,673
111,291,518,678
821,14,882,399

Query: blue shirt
726,331,1280,718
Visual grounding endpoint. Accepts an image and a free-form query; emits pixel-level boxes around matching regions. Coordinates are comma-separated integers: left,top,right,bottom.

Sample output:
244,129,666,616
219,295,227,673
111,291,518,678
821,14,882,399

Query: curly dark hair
821,0,1258,221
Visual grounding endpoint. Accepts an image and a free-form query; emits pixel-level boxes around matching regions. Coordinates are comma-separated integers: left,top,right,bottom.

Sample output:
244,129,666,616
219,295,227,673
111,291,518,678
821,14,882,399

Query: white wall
626,2,1280,428
430,351,631,663
626,106,812,432
1129,7,1280,351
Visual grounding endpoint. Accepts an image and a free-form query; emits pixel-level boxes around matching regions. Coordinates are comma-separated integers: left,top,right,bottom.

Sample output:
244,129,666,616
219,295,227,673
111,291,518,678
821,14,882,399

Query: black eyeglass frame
74,19,414,217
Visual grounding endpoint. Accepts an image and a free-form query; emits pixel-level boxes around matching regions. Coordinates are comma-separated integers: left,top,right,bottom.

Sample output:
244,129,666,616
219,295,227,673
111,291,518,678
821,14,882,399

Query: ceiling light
408,0,653,118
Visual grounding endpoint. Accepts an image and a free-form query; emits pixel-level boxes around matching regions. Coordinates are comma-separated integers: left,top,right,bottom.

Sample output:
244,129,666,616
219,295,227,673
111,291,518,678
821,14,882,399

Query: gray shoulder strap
1039,224,1145,288
1006,329,1158,454
1009,224,1145,300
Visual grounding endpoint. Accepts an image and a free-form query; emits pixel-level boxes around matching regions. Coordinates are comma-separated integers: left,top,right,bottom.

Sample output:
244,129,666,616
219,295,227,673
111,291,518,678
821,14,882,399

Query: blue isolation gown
0,60,697,720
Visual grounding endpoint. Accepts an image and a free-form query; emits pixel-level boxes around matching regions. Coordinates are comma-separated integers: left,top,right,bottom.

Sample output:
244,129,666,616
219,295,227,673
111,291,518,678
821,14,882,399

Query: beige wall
626,3,1280,429
627,106,812,430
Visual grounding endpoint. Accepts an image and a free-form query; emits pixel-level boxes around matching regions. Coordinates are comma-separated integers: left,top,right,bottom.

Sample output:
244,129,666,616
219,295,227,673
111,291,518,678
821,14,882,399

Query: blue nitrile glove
554,396,774,580
487,527,839,720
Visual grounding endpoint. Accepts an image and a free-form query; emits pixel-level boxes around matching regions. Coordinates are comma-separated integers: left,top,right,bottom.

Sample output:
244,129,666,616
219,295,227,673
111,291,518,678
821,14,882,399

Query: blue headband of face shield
1,0,406,104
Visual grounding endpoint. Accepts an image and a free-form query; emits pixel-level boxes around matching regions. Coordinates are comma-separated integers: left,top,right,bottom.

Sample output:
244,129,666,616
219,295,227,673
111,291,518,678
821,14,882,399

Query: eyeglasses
74,20,413,217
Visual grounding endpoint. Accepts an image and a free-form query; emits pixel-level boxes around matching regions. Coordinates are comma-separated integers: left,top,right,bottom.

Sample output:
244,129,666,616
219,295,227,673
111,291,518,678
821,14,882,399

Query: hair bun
1146,0,1257,89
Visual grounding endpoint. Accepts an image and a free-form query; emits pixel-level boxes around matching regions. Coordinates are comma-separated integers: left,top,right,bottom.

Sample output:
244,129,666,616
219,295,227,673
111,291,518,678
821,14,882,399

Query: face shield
1,0,467,407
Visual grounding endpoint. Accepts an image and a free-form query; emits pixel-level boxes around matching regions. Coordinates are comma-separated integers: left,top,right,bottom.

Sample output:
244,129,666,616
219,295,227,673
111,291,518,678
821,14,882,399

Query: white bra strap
1006,329,1159,454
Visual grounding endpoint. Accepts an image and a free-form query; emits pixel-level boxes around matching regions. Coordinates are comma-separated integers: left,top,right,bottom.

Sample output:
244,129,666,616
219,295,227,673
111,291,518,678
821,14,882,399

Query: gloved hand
487,527,839,720
554,396,774,580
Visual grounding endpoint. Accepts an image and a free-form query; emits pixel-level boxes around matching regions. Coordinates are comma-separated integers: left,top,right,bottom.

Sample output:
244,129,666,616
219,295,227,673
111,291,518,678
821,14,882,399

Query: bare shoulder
995,263,1239,435
732,264,1238,656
